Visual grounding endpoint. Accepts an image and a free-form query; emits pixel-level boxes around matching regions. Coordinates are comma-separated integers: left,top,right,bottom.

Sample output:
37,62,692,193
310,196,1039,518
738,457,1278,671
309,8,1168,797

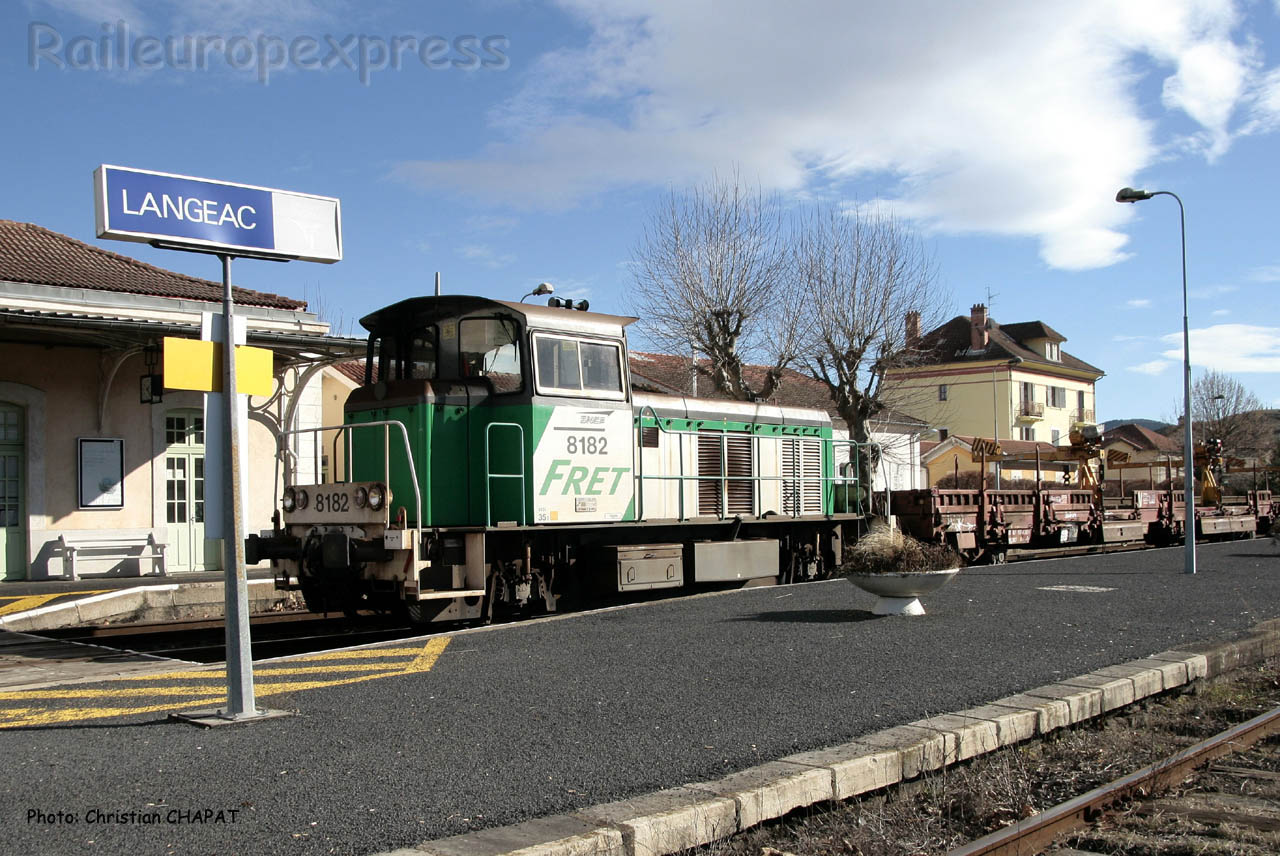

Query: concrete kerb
390,625,1280,856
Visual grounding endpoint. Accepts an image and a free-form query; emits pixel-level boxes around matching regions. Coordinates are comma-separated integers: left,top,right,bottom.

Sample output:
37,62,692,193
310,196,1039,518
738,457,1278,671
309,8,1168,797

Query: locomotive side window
410,329,437,380
581,342,623,392
460,317,523,393
536,337,582,389
532,334,624,400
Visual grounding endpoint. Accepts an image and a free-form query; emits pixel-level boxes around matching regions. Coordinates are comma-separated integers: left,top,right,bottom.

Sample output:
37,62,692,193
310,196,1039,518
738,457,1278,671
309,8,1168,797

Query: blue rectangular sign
94,165,341,263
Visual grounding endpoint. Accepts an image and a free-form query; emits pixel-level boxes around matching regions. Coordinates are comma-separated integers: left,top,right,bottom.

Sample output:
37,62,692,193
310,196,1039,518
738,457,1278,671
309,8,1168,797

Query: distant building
0,220,363,580
883,303,1104,485
1099,422,1183,483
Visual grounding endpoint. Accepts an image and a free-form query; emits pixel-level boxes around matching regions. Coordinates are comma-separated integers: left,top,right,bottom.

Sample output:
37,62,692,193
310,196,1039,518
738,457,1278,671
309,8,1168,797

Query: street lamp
1116,186,1195,575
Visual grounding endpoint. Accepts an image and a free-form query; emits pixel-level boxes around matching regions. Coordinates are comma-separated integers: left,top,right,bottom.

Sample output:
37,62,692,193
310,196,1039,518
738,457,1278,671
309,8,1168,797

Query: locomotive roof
360,295,637,338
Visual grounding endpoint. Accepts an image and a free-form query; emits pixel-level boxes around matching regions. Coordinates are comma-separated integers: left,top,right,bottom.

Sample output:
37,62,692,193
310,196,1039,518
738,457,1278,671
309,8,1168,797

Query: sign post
95,165,340,724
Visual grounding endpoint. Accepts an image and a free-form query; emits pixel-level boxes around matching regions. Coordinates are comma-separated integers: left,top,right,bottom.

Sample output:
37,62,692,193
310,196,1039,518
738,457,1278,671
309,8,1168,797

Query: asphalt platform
1,539,1278,856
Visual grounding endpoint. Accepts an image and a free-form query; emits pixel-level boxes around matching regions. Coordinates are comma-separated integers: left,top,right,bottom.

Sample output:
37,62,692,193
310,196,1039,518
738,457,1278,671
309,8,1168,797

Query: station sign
93,165,341,263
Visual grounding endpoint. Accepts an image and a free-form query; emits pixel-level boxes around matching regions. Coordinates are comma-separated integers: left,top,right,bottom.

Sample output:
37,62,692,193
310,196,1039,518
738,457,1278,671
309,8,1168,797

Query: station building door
164,409,216,572
0,404,24,579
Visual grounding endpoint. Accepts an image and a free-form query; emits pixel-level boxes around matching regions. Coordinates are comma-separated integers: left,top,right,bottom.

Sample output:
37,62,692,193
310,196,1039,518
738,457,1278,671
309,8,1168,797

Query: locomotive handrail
484,421,527,527
633,405,868,521
278,420,423,529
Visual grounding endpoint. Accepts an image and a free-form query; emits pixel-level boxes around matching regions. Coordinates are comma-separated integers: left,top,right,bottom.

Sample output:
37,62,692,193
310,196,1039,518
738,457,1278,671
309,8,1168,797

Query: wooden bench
54,531,168,581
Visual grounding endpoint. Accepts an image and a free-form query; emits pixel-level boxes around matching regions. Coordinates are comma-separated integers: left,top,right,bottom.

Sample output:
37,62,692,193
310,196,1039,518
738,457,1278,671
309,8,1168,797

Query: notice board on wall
78,438,124,509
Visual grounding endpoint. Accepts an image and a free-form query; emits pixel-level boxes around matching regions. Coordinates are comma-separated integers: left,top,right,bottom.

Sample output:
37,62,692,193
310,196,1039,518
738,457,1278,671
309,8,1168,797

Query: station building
0,220,362,581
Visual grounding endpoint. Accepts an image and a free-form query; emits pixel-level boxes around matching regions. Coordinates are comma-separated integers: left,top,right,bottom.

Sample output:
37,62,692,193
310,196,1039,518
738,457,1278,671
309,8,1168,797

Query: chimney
970,303,988,350
905,311,920,348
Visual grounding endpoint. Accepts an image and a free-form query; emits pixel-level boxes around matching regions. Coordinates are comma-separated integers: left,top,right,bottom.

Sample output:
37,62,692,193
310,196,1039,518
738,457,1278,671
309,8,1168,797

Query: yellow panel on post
162,337,274,396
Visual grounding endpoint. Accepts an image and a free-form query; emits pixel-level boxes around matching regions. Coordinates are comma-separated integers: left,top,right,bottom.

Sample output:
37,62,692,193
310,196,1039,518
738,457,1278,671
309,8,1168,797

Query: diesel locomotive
247,295,868,623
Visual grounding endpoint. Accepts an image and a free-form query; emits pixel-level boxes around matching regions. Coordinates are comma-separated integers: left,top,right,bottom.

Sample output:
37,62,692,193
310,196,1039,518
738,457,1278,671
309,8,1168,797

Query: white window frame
531,333,627,401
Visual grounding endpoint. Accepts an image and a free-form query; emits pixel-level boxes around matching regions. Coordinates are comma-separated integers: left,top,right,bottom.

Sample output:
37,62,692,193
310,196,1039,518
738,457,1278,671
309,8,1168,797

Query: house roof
915,314,1103,376
929,434,1062,458
997,321,1066,343
0,220,306,311
629,351,928,429
1102,422,1181,453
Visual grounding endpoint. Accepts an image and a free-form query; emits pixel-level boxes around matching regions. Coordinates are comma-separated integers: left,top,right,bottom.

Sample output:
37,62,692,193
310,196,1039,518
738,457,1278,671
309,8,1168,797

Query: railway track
950,705,1280,855
704,655,1280,856
36,611,418,663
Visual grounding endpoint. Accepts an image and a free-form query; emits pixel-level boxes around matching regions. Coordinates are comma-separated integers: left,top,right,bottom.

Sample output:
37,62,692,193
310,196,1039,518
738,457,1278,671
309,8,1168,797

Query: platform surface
0,540,1278,855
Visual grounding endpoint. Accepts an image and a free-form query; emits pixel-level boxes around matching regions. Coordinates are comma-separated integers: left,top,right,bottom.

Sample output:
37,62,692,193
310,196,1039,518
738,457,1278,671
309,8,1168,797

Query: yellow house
884,304,1104,484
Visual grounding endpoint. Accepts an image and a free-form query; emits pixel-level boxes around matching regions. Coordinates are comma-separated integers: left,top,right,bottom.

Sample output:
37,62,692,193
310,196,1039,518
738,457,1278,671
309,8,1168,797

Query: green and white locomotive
248,295,866,623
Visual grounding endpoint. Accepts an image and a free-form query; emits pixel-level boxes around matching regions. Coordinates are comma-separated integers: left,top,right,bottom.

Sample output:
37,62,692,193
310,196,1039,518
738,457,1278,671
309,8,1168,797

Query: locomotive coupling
244,532,300,565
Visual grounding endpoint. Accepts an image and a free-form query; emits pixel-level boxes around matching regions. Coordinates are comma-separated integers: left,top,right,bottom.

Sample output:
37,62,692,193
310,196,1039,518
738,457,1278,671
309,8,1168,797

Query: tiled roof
1102,422,1181,453
629,351,927,427
333,361,368,385
0,220,306,311
915,315,1103,376
998,321,1066,343
948,435,1062,457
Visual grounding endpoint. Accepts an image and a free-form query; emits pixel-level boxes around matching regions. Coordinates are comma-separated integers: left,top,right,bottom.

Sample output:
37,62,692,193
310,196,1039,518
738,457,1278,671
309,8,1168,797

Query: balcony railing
1073,408,1095,425
1017,401,1044,420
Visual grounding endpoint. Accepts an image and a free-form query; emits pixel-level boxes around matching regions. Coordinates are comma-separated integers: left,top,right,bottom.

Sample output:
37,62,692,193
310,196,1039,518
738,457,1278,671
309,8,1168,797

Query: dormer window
1045,341,1060,361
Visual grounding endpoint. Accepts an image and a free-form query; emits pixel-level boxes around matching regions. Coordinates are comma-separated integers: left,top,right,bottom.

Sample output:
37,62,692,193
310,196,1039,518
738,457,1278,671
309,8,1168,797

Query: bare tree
629,173,801,401
792,203,948,479
1191,369,1266,457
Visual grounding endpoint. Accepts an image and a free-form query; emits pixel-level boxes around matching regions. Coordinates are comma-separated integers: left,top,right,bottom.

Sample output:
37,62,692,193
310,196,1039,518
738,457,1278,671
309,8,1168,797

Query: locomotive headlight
367,483,386,511
282,487,296,513
295,488,310,510
353,486,369,508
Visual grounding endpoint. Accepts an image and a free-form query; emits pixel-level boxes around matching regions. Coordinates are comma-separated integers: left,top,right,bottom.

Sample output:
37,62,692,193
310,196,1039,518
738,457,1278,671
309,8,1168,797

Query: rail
633,405,869,522
947,704,1280,856
278,420,423,528
1017,401,1044,418
484,421,527,527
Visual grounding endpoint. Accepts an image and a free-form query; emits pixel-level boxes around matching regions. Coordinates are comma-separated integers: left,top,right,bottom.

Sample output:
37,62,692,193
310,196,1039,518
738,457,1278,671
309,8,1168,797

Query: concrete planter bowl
845,568,960,616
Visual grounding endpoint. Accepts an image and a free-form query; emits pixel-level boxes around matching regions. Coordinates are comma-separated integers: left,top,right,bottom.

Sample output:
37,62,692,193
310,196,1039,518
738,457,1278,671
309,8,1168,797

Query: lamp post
1116,186,1195,575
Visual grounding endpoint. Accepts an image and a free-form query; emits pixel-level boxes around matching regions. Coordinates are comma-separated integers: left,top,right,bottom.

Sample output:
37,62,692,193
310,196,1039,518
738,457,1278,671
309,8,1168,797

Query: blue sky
6,0,1280,425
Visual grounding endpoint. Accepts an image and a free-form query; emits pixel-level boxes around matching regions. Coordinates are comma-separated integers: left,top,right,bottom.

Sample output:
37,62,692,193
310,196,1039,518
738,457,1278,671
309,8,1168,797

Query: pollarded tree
792,203,949,486
629,173,803,401
1191,369,1266,458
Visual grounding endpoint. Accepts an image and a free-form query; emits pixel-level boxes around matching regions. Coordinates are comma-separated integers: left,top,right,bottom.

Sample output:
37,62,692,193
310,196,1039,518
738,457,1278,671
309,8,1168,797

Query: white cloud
466,215,519,232
1212,308,1231,316
394,0,1274,270
1247,264,1280,282
1160,323,1280,372
458,243,514,269
1189,283,1238,298
1130,359,1174,375
1127,298,1153,308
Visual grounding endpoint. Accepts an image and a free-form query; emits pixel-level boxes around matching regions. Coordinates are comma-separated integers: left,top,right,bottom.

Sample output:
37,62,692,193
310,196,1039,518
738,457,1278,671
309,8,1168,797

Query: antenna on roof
985,285,999,315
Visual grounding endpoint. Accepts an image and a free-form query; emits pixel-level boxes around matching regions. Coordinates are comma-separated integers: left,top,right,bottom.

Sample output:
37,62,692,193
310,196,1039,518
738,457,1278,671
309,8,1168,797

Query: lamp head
532,282,554,296
1116,187,1153,203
